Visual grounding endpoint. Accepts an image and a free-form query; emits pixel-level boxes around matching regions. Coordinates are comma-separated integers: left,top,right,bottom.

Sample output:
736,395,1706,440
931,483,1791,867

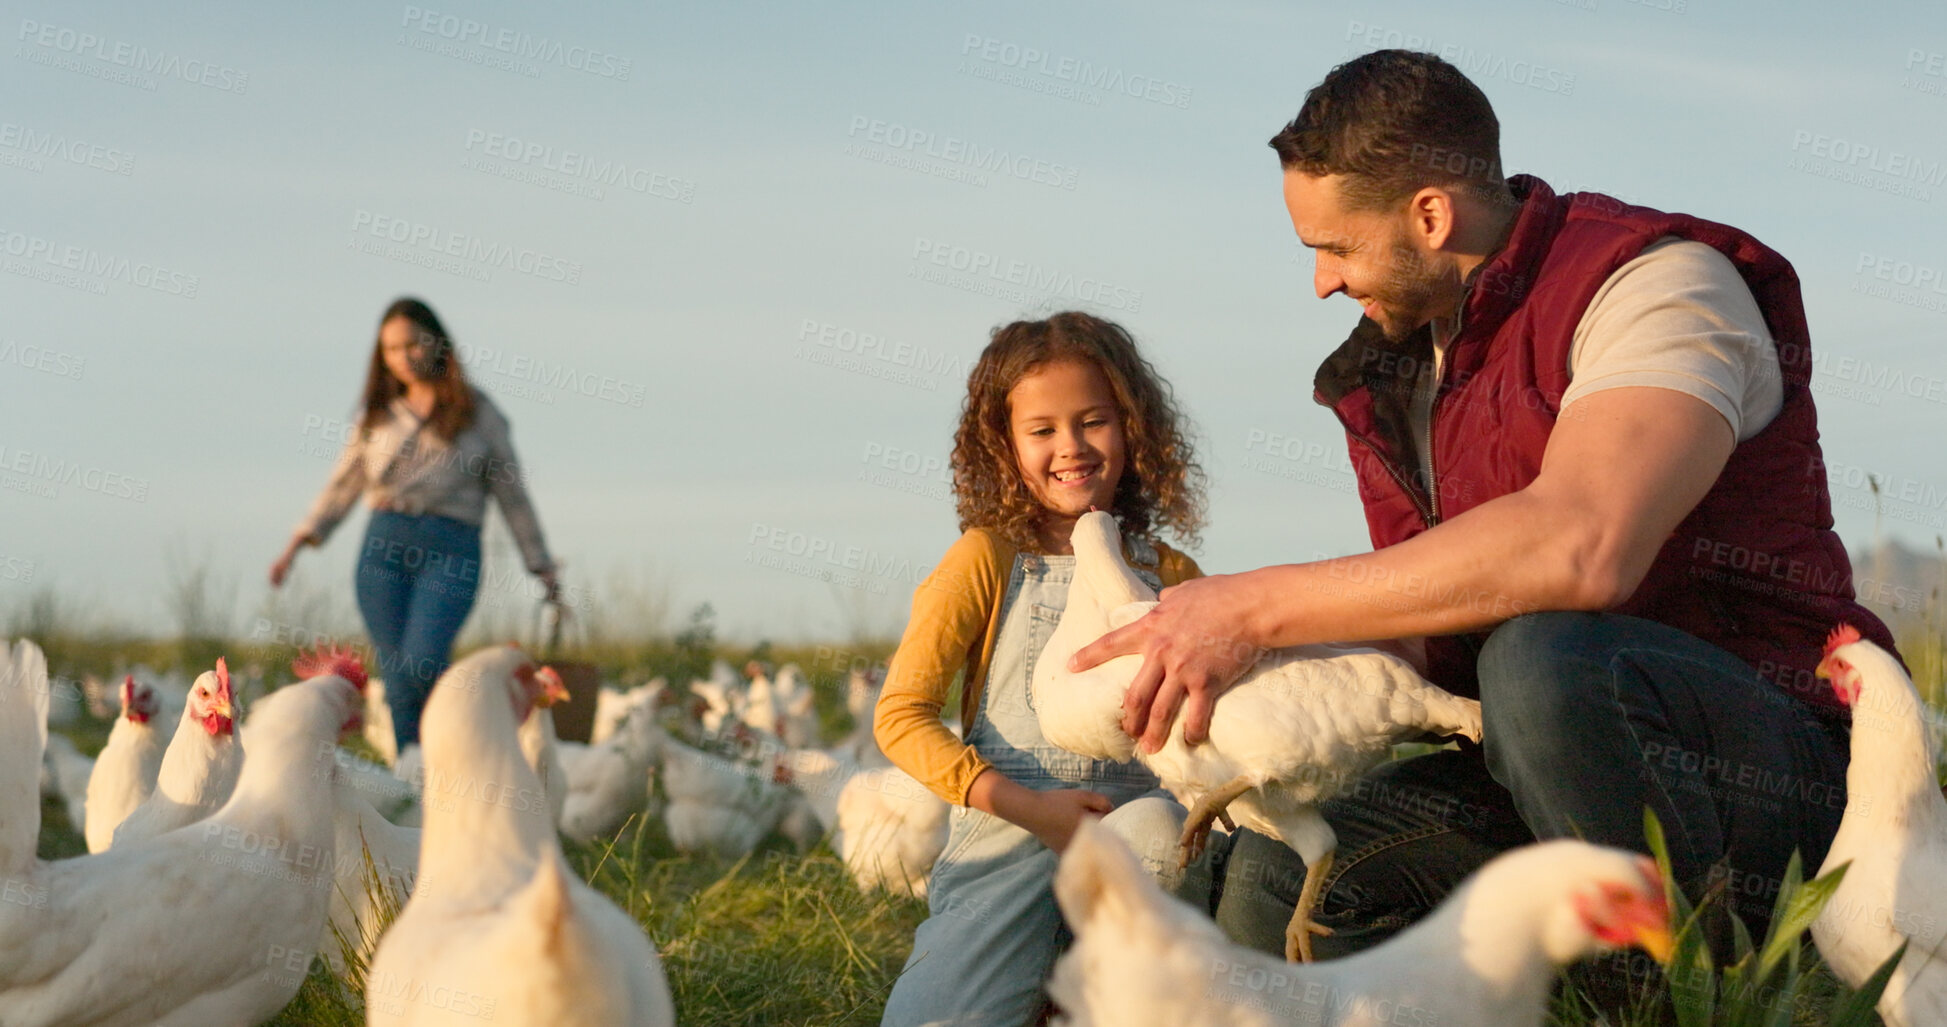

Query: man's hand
1068,573,1268,754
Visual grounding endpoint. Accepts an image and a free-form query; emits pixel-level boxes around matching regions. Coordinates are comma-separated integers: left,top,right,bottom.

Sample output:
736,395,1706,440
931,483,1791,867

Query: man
1070,49,1900,962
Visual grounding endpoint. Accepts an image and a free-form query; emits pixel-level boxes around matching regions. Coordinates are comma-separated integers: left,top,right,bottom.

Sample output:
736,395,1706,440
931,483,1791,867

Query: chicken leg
1286,848,1335,963
1178,775,1253,869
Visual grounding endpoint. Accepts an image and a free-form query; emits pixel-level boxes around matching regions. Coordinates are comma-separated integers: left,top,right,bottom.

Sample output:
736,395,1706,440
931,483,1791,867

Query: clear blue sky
3,0,1943,644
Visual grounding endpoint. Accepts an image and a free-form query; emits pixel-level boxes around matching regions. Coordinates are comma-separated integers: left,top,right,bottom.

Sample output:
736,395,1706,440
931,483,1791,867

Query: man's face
1284,172,1448,342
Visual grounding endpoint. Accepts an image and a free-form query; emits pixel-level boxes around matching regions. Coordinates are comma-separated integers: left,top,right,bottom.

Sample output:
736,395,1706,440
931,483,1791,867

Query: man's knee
1475,612,1644,761
1480,610,1597,678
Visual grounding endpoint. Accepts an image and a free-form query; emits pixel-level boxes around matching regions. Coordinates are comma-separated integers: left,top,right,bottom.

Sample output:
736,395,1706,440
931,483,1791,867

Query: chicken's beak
1634,922,1677,966
535,666,570,707
212,696,235,720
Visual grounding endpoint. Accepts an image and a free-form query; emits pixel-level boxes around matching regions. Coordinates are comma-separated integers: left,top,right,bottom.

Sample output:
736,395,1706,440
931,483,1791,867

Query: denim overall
881,547,1189,1027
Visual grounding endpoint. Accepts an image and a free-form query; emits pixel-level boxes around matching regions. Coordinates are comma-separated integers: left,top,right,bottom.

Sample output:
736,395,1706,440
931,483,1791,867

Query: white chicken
773,663,823,749
1049,819,1674,1027
661,733,794,859
836,765,949,898
518,666,572,831
328,744,422,822
325,664,593,969
836,666,892,768
558,698,672,844
592,678,668,745
689,675,746,736
1034,512,1484,960
110,658,243,848
1811,625,1947,1027
774,747,949,896
0,641,367,1027
367,644,674,1026
743,660,783,739
82,675,165,853
123,663,190,725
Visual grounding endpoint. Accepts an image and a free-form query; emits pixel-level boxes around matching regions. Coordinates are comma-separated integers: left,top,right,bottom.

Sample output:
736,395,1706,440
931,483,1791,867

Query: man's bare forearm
1239,488,1611,651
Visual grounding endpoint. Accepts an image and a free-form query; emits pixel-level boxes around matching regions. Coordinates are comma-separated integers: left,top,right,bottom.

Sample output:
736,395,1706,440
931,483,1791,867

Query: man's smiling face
1284,171,1448,343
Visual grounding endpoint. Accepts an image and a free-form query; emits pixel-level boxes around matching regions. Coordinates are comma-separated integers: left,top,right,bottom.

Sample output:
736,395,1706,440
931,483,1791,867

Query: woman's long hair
359,297,476,439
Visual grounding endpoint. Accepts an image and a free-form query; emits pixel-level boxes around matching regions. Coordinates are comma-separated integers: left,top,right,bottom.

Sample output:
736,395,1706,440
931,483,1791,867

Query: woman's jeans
1207,612,1851,966
355,511,482,752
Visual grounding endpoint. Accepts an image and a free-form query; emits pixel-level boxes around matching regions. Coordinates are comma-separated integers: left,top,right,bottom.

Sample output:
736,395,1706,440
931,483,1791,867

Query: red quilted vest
1312,175,1898,713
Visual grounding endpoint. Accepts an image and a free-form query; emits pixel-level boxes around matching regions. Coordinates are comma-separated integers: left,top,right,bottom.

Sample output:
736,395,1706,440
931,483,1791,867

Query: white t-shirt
1408,237,1783,492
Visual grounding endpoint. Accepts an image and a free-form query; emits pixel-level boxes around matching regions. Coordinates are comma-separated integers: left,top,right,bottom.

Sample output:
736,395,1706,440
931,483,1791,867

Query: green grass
21,589,1944,1026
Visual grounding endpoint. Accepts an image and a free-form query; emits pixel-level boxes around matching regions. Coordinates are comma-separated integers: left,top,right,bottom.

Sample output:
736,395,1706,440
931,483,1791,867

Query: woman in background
270,296,557,754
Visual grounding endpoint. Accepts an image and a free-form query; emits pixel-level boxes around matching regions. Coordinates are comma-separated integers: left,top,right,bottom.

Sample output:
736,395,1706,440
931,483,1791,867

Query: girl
270,297,557,755
876,311,1207,1026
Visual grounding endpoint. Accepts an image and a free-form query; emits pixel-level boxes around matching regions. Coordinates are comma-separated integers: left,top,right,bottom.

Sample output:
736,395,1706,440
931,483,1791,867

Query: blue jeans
1208,612,1850,962
354,511,482,751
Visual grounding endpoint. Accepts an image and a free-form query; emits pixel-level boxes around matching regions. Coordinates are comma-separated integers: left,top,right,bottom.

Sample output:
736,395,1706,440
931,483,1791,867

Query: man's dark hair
1269,50,1510,212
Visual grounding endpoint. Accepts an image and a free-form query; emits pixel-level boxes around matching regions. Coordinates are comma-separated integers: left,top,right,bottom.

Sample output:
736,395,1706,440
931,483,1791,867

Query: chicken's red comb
215,657,231,696
121,674,135,705
1823,623,1863,661
292,643,369,691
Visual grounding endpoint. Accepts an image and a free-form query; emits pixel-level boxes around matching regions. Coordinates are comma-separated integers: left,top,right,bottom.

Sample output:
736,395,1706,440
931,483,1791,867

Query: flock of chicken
1,511,1941,1027
7,641,948,1026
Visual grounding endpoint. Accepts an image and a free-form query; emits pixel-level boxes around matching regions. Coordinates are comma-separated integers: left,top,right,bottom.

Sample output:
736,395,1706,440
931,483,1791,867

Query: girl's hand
1020,788,1114,853
967,770,1113,854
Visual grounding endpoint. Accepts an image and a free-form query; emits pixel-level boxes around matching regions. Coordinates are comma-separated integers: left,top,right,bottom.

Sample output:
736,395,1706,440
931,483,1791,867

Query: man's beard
1369,240,1448,343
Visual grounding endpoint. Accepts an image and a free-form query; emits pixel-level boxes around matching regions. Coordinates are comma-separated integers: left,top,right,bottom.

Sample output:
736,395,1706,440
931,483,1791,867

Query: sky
2,0,1944,645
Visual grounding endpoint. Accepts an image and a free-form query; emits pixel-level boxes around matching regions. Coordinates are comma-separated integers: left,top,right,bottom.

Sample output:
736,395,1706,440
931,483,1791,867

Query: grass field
17,597,1945,1025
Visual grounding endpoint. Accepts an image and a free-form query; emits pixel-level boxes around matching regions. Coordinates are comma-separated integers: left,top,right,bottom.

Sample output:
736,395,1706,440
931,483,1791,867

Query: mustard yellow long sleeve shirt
874,527,1203,806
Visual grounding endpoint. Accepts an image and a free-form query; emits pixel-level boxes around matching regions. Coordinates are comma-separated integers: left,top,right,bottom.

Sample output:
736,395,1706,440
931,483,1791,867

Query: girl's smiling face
1007,358,1126,550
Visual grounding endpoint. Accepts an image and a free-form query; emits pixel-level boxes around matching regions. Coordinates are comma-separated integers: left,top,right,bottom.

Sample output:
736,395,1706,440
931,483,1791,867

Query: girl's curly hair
952,311,1205,552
